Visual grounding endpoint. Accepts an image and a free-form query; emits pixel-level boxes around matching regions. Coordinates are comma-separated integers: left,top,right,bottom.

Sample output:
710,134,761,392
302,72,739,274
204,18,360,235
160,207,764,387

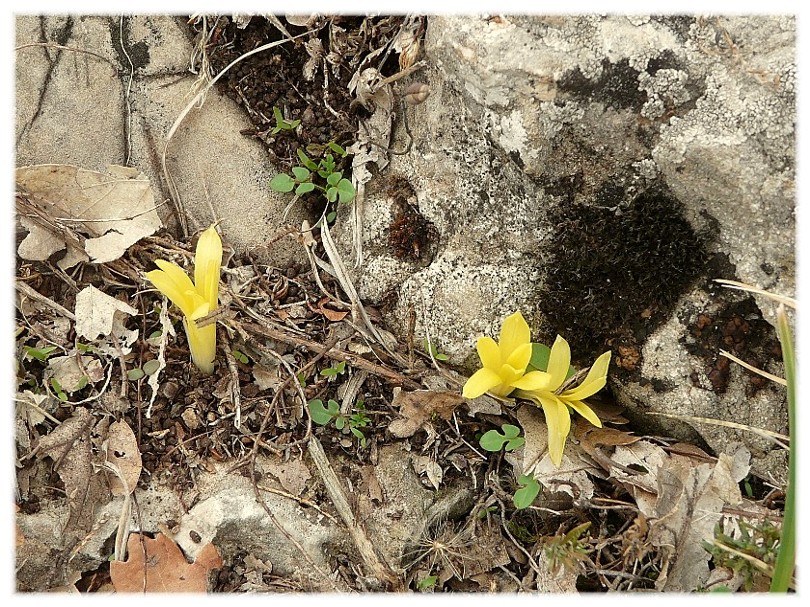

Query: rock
332,15,794,474
15,15,308,268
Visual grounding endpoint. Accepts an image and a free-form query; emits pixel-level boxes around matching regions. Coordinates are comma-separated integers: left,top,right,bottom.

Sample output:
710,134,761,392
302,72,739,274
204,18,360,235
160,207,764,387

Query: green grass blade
770,305,795,592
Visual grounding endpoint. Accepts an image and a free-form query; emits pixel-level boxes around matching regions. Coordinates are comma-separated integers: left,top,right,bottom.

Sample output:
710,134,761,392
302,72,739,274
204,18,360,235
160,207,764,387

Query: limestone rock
15,15,308,268
332,15,794,474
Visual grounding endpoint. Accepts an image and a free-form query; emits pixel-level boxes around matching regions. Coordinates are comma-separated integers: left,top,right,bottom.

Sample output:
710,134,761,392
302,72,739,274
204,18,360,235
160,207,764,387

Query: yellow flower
514,335,610,466
462,311,551,399
146,226,222,374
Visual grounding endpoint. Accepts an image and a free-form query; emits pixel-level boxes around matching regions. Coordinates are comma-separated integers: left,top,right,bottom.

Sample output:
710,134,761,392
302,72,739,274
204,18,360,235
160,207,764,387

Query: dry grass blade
320,221,405,364
714,279,796,309
162,29,314,237
647,411,789,448
719,349,786,386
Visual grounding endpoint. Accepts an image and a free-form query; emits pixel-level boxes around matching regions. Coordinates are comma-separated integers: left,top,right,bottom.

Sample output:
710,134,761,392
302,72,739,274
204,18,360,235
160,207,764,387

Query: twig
308,436,402,589
719,349,786,386
16,279,76,321
240,319,421,390
256,483,340,525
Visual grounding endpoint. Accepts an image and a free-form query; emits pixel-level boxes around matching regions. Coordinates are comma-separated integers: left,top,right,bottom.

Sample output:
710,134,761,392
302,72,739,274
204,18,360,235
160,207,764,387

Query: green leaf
417,575,437,590
505,437,525,451
296,182,316,195
326,171,342,186
292,166,310,181
24,345,58,362
308,399,336,425
513,474,540,509
501,424,521,439
269,173,295,193
231,350,249,364
75,375,89,390
528,343,551,371
336,361,346,373
143,359,162,375
335,415,346,430
76,342,94,354
325,187,338,203
317,169,331,179
337,179,356,204
273,106,284,124
288,119,301,129
297,148,318,171
479,429,507,452
327,141,347,157
326,211,337,224
127,368,145,381
528,342,576,378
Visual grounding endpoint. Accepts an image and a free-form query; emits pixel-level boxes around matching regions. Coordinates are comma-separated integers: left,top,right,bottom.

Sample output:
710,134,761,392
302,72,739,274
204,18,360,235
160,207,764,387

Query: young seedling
23,345,58,362
269,141,356,222
423,338,449,362
320,360,346,378
479,424,525,452
231,349,249,364
308,398,370,447
543,522,593,575
50,378,68,402
513,474,540,510
270,106,301,134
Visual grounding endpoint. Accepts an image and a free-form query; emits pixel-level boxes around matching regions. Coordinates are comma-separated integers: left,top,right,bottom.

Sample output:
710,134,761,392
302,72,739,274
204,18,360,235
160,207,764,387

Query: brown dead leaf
110,533,222,592
36,407,110,533
611,442,751,591
105,420,142,496
360,465,383,503
388,389,463,438
313,297,349,322
264,456,312,497
573,417,641,473
16,164,162,267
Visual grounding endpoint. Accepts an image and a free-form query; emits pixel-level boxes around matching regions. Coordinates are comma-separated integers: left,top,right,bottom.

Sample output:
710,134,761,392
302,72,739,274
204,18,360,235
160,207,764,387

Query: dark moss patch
681,297,783,397
557,58,647,112
385,175,438,266
646,49,682,75
538,183,710,367
108,16,151,72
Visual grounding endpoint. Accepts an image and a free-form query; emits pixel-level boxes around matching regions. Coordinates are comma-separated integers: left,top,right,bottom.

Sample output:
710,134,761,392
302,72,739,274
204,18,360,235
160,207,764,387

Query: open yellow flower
462,311,551,399
514,335,611,466
145,226,222,374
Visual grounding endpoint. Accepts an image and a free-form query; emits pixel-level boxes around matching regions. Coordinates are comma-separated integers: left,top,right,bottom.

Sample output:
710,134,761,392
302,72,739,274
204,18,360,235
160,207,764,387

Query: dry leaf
105,420,142,496
315,297,349,322
412,455,443,490
388,389,463,438
74,286,138,341
515,406,598,500
17,215,66,261
360,465,383,503
252,365,282,391
611,442,750,591
36,408,110,533
265,456,312,497
110,533,222,592
48,354,104,392
16,164,162,266
347,68,394,184
17,390,53,426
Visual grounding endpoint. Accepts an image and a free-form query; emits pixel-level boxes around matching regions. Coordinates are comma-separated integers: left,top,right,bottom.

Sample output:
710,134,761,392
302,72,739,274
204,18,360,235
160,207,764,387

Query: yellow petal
476,336,501,369
463,367,504,399
566,399,603,428
146,268,196,318
183,317,216,375
498,311,530,358
505,342,532,373
537,393,571,466
155,259,197,295
194,226,222,310
511,370,551,391
546,335,571,389
563,350,611,401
